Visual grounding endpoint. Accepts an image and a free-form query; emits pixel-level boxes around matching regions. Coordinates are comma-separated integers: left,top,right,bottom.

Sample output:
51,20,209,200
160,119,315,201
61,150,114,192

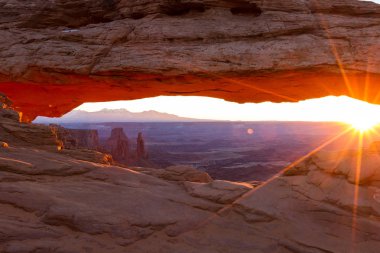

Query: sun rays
351,130,364,252
314,11,377,249
84,4,380,244
351,122,380,132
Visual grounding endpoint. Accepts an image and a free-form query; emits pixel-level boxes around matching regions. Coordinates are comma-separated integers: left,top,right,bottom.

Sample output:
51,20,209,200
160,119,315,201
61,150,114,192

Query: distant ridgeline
34,109,205,123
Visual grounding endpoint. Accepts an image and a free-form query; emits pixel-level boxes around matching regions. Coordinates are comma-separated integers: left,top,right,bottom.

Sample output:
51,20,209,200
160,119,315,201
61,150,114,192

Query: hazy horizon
58,95,380,128
37,107,349,124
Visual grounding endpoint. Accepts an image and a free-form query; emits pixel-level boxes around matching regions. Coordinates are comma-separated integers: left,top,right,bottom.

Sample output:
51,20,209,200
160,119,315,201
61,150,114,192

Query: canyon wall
1,0,380,120
51,125,100,150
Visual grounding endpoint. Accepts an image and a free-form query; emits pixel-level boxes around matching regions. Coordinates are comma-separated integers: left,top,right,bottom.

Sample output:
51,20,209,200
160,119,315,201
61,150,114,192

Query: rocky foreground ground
1,105,380,252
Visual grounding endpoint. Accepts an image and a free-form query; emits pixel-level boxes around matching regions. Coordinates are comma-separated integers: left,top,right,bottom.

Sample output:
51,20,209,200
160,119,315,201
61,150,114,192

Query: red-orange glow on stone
2,69,380,122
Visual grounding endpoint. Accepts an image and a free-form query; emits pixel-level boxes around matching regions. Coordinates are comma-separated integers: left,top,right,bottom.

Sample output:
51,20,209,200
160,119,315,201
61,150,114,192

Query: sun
348,119,379,132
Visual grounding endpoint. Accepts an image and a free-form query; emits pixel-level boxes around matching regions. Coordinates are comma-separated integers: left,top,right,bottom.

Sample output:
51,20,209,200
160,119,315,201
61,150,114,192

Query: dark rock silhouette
105,128,130,161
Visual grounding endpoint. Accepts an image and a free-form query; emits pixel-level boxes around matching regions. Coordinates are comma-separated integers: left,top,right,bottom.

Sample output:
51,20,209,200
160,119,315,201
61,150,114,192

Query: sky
75,95,380,126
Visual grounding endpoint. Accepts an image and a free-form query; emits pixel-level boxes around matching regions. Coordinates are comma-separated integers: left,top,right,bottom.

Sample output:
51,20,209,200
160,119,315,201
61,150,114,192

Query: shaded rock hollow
2,0,380,120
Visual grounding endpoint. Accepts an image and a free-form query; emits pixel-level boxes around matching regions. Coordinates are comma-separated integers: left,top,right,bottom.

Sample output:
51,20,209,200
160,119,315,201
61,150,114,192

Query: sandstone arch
1,0,380,121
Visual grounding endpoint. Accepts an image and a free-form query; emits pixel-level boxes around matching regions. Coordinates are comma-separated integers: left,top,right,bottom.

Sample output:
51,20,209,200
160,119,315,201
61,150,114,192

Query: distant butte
2,0,380,121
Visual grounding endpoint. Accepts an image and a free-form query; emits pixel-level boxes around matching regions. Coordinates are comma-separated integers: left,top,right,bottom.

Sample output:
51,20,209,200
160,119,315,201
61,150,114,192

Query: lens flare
348,119,380,132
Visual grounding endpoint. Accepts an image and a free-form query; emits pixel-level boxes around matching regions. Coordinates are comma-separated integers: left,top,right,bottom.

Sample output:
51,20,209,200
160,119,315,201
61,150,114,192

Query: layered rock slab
127,150,380,253
0,144,253,253
2,0,380,120
1,106,380,252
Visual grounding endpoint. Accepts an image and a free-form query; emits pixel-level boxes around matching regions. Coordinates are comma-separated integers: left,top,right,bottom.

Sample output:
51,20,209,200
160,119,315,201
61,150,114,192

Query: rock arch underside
1,0,380,121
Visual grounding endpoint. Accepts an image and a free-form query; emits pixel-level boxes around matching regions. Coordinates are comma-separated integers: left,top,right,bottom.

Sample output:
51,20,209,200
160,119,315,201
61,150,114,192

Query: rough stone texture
61,149,114,165
311,150,380,185
1,107,380,252
184,180,253,204
0,109,61,150
133,165,213,183
1,0,380,120
0,108,20,123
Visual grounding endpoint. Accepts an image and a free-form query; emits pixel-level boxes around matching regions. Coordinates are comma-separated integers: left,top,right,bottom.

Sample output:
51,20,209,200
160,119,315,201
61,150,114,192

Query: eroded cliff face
1,0,380,121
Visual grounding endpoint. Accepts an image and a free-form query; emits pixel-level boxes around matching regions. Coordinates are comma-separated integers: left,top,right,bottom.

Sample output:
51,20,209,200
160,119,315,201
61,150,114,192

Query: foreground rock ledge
1,107,380,252
2,0,380,120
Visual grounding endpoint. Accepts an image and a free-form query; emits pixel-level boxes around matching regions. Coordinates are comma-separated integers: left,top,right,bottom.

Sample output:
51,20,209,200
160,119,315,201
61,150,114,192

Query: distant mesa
33,109,207,123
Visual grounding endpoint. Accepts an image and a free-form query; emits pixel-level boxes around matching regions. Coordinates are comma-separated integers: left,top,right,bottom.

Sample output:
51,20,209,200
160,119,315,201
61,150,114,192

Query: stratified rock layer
2,0,380,120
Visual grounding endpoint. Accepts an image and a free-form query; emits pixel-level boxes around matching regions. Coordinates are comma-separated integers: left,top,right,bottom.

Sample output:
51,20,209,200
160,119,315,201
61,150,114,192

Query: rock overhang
1,0,380,121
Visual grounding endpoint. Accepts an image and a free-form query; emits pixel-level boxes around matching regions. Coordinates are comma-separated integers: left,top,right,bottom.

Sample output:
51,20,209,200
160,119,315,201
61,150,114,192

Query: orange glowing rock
3,70,380,122
0,142,9,148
